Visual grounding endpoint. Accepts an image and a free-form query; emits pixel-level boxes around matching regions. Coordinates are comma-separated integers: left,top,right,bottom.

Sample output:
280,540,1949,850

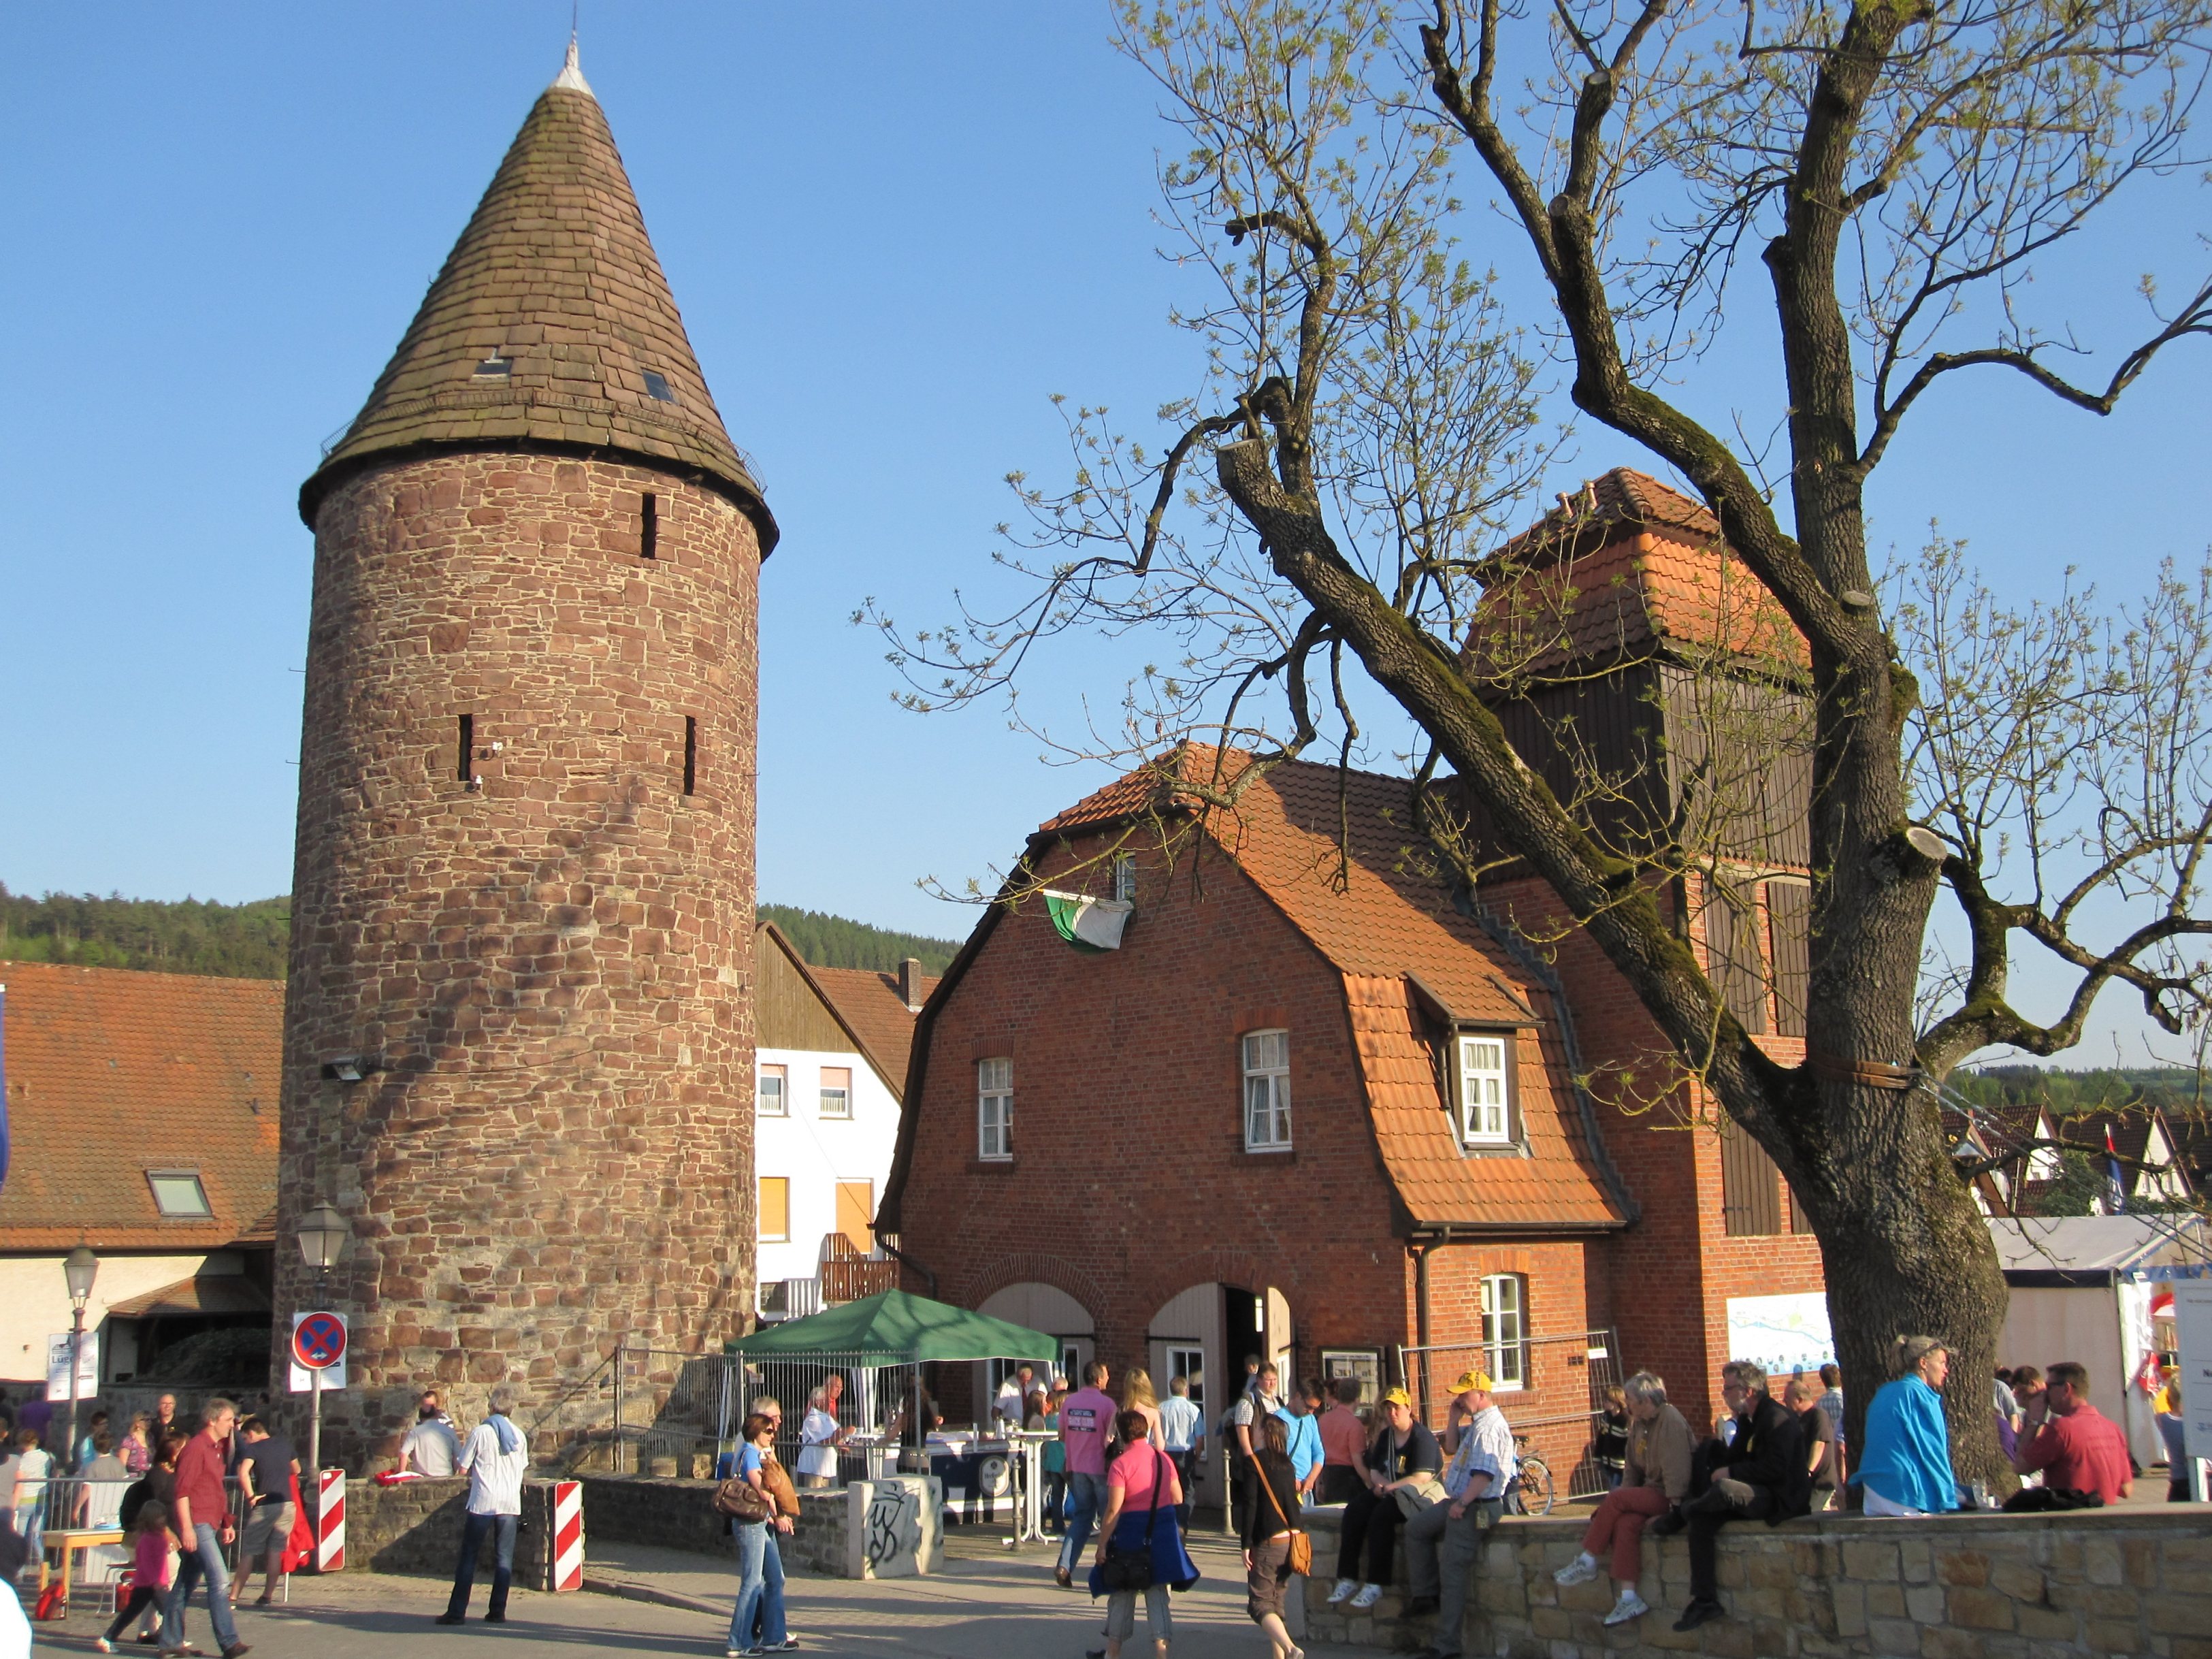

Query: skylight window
474,355,514,378
147,1170,213,1219
642,370,676,402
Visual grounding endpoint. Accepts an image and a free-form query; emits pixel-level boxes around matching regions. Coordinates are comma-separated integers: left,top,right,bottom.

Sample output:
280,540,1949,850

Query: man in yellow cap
1403,1370,1516,1659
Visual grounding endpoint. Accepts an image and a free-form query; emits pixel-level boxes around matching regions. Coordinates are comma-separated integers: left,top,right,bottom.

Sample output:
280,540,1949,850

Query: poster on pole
289,1310,348,1392
2172,1278,2212,1501
46,1332,99,1401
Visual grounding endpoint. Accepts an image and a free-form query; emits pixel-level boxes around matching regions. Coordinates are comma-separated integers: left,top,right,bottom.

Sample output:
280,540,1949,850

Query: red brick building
878,472,1825,1485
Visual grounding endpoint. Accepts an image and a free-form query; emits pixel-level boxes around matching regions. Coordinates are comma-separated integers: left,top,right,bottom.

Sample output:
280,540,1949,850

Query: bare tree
869,0,2212,1478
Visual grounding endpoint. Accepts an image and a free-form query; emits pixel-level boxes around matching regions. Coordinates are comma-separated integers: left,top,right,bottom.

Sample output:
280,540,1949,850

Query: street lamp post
296,1204,349,1477
63,1246,98,1472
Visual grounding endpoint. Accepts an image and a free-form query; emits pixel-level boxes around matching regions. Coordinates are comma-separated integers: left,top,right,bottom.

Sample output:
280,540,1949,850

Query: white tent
1990,1212,2211,1466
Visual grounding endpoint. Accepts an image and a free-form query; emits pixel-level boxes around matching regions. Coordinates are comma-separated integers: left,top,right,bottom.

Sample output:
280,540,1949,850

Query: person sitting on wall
2006,1361,2132,1508
1850,1337,1960,1517
1554,1370,1694,1628
1403,1370,1515,1659
1325,1386,1442,1611
1315,1377,1369,1506
1655,1361,1810,1633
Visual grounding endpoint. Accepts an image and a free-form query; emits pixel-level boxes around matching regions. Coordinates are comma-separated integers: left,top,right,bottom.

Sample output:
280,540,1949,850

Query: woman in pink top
97,1496,176,1654
1316,1377,1371,1504
1087,1411,1201,1658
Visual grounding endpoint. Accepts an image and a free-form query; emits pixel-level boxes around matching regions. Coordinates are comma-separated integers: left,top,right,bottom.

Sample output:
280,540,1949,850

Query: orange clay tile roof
1039,746,1629,1229
811,966,938,1101
299,63,773,547
1466,468,1806,680
0,962,281,1251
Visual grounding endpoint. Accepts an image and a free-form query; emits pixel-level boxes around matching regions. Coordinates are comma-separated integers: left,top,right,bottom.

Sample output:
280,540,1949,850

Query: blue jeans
730,1520,787,1651
163,1521,242,1652
1056,1470,1103,1575
445,1511,518,1620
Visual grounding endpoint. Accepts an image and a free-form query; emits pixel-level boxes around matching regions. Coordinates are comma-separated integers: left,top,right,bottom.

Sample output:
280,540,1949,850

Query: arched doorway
977,1281,1097,1407
1146,1281,1295,1511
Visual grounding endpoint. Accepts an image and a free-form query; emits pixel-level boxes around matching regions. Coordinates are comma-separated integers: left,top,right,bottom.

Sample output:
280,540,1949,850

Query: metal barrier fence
606,1344,744,1477
1400,1329,1623,1500
732,1351,926,1485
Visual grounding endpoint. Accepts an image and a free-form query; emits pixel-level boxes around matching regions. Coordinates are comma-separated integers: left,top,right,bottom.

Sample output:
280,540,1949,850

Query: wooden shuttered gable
1719,1114,1785,1236
1702,879,1768,1034
1767,879,1810,1039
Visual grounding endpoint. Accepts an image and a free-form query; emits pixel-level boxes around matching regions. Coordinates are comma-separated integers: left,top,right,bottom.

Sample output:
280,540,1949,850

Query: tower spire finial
551,29,593,96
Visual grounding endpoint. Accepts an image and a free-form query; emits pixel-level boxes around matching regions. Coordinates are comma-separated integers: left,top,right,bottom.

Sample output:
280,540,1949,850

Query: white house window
978,1057,1013,1160
1242,1030,1292,1150
819,1066,852,1120
757,1063,787,1118
1112,854,1137,903
1457,1035,1511,1146
1481,1274,1527,1389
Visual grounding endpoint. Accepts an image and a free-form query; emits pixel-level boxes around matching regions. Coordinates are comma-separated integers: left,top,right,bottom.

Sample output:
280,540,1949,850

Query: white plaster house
753,925,933,1319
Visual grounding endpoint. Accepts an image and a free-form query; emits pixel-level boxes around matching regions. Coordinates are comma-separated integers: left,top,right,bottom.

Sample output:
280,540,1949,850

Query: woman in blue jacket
1851,1337,1960,1516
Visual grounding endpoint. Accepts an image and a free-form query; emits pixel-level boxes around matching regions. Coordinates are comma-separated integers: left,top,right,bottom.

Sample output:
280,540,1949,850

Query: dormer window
473,354,514,378
642,370,676,402
1455,1033,1514,1147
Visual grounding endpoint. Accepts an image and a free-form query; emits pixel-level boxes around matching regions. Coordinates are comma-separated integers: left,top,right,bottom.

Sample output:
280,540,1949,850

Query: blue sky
3,3,2203,1059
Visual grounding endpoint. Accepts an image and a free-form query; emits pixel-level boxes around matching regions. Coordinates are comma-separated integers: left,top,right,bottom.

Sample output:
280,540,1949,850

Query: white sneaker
1326,1579,1358,1605
1349,1583,1383,1609
1604,1589,1650,1626
1554,1551,1599,1587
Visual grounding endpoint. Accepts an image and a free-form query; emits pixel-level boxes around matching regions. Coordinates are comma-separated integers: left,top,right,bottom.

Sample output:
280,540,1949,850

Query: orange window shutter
835,1180,874,1253
759,1176,789,1241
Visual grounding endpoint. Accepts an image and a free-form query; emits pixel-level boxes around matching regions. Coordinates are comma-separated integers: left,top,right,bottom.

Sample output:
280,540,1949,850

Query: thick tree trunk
1217,438,2013,1492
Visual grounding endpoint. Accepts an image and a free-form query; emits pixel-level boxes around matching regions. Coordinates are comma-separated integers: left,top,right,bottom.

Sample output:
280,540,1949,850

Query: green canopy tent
727,1287,1056,1363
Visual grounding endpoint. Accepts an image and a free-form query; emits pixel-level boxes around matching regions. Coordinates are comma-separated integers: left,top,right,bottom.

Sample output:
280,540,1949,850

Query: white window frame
978,1057,1013,1161
756,1063,787,1118
1112,854,1137,903
819,1066,852,1120
1480,1274,1527,1391
1242,1030,1292,1151
1455,1033,1513,1146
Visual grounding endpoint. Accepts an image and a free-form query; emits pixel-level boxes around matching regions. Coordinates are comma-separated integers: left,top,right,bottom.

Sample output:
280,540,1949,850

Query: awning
105,1274,272,1320
1988,1214,2211,1285
726,1287,1056,1363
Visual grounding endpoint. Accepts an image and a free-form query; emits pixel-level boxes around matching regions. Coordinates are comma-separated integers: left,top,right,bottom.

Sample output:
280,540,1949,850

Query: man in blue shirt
1158,1375,1204,1527
1273,1383,1324,1505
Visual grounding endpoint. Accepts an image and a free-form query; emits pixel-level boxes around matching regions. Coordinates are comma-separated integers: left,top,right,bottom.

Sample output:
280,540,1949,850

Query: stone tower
276,44,775,1464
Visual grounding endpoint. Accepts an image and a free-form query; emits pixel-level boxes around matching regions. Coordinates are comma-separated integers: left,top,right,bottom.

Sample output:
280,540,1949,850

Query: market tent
726,1287,1056,1363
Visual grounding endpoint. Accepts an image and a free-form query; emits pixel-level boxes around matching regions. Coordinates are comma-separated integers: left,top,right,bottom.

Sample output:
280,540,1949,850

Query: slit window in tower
642,370,675,402
472,354,513,377
640,492,658,559
683,716,698,795
457,713,474,782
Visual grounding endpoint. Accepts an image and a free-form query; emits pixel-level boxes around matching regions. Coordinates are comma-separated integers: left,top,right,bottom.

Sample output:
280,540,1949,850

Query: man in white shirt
1229,1362,1284,1535
400,1389,462,1477
1405,1370,1516,1659
993,1364,1037,1430
436,1385,529,1626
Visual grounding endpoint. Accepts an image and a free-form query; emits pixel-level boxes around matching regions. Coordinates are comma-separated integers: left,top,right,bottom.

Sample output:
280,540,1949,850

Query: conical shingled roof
299,56,775,547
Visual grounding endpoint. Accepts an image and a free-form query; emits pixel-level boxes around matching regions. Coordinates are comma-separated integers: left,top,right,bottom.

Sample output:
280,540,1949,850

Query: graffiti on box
864,1482,924,1575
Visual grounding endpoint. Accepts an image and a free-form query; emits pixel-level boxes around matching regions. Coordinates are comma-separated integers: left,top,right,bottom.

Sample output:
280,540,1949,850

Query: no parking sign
289,1310,348,1391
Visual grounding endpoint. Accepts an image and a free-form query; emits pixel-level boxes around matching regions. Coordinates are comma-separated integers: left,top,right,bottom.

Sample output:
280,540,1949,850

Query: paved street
27,1534,1367,1659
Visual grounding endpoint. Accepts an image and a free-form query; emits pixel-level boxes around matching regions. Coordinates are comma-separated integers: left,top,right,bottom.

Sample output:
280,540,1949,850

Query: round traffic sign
293,1311,347,1370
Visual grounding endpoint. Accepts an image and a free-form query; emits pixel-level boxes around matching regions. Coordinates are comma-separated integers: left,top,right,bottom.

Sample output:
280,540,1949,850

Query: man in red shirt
2012,1361,2133,1504
166,1396,250,1658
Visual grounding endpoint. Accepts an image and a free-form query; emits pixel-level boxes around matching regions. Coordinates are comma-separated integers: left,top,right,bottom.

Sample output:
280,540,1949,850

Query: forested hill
0,884,292,978
1947,1065,2205,1116
757,904,962,975
1,884,962,981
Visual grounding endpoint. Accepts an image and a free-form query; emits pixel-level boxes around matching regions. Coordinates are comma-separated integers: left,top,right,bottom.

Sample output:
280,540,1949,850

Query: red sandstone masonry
276,452,758,1463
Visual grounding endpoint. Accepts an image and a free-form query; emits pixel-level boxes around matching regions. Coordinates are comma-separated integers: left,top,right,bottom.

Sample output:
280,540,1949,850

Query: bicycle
1508,1434,1555,1517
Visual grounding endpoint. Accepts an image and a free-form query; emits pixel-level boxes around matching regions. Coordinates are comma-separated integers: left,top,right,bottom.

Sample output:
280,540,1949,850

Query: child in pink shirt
97,1496,176,1654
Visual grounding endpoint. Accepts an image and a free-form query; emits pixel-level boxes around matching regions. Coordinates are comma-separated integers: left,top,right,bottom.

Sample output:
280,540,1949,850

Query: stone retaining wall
571,1475,847,1575
336,1477,563,1583
1295,1503,2212,1658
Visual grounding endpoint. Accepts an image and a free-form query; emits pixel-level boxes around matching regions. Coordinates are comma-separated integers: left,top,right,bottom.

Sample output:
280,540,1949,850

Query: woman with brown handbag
724,1413,796,1657
1244,1415,1308,1659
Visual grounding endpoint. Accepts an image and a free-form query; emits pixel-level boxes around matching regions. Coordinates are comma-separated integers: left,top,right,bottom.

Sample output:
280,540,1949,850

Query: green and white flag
1042,890,1133,952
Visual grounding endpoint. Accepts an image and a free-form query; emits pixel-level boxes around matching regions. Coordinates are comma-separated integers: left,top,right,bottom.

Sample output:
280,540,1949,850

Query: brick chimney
898,957,925,1012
